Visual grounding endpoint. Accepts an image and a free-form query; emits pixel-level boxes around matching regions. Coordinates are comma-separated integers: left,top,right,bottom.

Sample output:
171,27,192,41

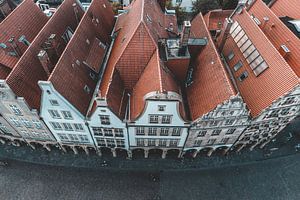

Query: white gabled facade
128,92,189,159
235,85,300,151
184,95,250,157
171,0,196,12
39,81,96,154
0,80,57,150
87,98,129,157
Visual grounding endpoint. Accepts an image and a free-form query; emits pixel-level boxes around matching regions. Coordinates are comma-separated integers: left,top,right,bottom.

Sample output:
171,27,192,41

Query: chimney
18,35,31,46
0,0,12,17
73,3,79,24
178,21,191,56
218,18,233,52
8,37,21,57
261,16,269,29
38,50,54,76
157,0,166,12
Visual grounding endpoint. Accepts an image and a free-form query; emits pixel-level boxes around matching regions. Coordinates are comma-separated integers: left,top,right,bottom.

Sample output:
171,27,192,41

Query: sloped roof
0,0,48,76
270,0,300,19
100,0,178,97
222,7,299,117
6,0,84,110
48,0,115,115
187,13,236,120
248,0,300,76
130,50,179,120
203,9,232,31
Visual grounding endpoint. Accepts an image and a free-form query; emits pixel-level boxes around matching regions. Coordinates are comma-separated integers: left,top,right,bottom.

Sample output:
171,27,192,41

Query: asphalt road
1,154,300,200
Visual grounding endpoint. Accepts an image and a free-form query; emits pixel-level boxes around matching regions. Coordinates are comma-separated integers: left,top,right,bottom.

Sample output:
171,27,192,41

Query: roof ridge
200,13,236,95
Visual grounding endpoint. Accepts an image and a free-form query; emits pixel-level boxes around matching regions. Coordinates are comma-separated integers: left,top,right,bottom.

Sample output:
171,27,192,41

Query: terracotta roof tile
270,0,300,19
222,8,299,117
6,0,84,110
186,13,236,120
49,0,115,115
130,50,179,120
248,0,300,77
0,0,48,71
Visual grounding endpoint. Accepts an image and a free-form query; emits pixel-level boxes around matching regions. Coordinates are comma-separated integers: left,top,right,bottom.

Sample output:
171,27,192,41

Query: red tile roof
49,0,115,115
222,8,299,117
130,50,180,120
6,0,84,110
270,0,300,19
248,0,300,77
100,0,178,97
187,13,236,120
0,0,48,73
203,9,232,31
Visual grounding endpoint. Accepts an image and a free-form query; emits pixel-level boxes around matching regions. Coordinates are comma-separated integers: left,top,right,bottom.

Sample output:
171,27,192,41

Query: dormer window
238,71,248,82
158,105,166,111
227,51,235,60
84,85,91,94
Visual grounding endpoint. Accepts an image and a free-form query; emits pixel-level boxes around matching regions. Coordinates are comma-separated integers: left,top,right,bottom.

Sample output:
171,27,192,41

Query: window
90,72,96,80
107,139,115,147
159,140,167,147
62,123,73,131
282,97,295,105
78,135,89,143
62,27,73,43
267,110,280,118
198,130,207,137
84,85,90,94
69,134,79,142
226,128,236,135
219,138,229,144
50,122,62,130
162,115,172,124
136,127,145,135
49,110,61,119
99,115,110,125
238,71,248,82
74,123,84,132
61,111,73,119
96,138,106,146
57,133,68,141
9,105,22,116
233,60,243,71
158,105,166,111
254,61,268,77
281,108,290,116
193,140,202,147
136,138,145,146
116,139,125,147
207,139,216,145
160,128,169,136
103,128,113,137
149,115,159,123
10,117,22,127
114,129,124,137
92,127,103,136
211,129,222,136
225,119,235,125
227,51,235,60
209,120,219,127
172,128,181,136
21,119,33,128
169,139,178,147
148,127,157,136
148,139,156,146
50,99,59,106
0,123,11,135
32,120,43,129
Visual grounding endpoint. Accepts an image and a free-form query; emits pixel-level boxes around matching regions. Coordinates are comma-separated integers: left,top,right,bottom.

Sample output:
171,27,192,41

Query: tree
192,0,221,16
111,2,122,15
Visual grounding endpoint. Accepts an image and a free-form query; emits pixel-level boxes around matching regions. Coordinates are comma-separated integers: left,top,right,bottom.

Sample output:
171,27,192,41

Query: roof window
84,85,91,94
227,51,235,60
238,71,248,82
233,60,243,71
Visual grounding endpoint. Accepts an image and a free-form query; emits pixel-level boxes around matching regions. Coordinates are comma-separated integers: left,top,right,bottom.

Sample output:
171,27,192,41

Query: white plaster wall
172,0,196,12
0,81,56,143
128,99,189,148
39,81,95,146
87,99,129,150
